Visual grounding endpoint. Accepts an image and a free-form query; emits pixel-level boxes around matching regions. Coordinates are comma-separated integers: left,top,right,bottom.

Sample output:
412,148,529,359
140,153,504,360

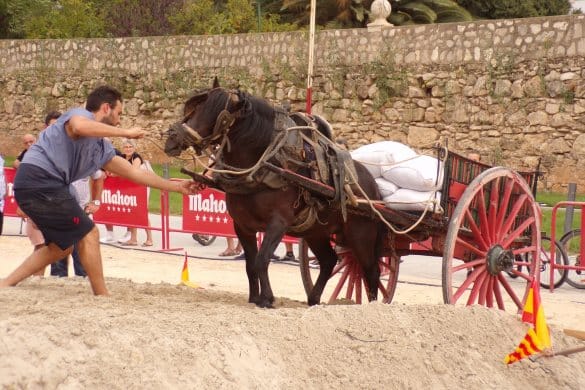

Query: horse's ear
212,77,220,89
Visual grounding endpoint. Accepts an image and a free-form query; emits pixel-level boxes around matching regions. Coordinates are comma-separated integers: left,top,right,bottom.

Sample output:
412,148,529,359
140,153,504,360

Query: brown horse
165,80,385,308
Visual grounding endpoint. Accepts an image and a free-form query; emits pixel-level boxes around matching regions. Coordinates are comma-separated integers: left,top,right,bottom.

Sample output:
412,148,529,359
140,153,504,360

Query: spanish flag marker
504,279,551,364
180,252,201,289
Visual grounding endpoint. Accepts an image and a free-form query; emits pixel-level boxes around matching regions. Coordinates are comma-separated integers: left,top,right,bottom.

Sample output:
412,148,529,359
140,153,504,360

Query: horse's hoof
256,300,274,309
308,294,321,306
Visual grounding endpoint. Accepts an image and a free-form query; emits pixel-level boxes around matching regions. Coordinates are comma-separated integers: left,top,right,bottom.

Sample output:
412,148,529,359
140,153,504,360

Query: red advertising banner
3,167,18,217
182,188,236,237
93,176,149,227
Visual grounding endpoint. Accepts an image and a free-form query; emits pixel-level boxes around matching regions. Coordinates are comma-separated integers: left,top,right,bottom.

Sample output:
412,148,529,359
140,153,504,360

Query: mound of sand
1,235,585,388
1,277,585,389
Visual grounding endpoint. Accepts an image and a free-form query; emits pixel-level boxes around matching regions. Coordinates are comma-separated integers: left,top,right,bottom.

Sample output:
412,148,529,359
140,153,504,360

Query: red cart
294,149,542,313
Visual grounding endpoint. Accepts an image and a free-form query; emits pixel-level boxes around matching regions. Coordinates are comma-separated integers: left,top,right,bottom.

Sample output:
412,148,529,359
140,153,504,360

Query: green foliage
0,0,10,38
4,0,52,38
455,0,571,19
390,0,472,25
168,0,215,35
23,0,105,38
222,0,256,33
95,0,180,37
168,0,295,35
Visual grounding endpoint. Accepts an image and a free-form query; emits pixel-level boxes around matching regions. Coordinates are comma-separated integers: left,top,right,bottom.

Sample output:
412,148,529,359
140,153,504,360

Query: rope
190,125,316,177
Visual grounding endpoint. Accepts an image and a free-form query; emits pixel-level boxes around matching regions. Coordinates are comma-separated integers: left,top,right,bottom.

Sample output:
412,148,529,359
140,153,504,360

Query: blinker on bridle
177,88,239,149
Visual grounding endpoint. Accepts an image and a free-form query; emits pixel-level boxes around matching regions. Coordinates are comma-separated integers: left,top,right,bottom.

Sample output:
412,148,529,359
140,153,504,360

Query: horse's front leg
235,225,260,304
254,223,287,308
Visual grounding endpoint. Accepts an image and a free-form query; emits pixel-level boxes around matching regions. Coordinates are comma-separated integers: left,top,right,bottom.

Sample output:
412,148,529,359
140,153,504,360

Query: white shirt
70,170,103,207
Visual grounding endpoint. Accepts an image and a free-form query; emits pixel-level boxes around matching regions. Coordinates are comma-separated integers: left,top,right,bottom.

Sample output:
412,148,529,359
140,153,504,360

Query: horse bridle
174,88,242,153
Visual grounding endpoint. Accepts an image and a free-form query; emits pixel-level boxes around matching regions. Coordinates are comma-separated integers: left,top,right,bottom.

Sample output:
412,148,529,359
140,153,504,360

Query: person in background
13,133,37,169
118,138,153,247
219,237,242,257
14,112,63,276
281,242,296,262
100,139,123,244
0,85,201,295
0,152,5,235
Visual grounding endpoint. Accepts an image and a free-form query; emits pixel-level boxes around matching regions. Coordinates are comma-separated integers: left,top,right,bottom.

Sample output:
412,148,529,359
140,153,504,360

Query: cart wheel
442,167,541,312
560,229,585,289
191,233,217,246
299,239,399,304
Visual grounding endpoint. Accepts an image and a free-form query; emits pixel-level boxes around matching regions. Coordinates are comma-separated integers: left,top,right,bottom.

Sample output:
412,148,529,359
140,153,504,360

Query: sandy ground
1,231,585,389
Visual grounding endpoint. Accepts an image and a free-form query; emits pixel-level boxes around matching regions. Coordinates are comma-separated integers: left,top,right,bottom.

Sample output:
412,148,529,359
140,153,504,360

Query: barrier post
161,163,170,250
564,183,576,234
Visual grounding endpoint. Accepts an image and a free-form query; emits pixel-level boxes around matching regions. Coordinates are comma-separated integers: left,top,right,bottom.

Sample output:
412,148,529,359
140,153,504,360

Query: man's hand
85,202,100,214
126,127,147,139
175,180,205,195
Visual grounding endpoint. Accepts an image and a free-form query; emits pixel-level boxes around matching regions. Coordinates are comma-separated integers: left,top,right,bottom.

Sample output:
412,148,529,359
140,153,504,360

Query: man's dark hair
86,85,122,112
44,111,62,126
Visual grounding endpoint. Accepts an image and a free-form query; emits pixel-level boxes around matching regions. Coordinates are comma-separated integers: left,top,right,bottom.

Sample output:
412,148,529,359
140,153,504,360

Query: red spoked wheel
442,167,541,312
299,239,399,304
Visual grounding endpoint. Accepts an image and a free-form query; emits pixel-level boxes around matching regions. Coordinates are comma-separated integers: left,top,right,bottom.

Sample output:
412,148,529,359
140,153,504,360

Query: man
13,133,36,169
0,153,5,235
0,85,200,295
13,127,47,276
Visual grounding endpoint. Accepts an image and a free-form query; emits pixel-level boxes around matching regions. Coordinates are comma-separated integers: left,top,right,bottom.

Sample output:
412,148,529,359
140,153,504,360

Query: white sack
375,178,399,198
381,155,444,192
351,141,417,178
383,189,442,212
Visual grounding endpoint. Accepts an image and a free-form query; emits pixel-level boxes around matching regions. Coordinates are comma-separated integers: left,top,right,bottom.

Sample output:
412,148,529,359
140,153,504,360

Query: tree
168,0,216,36
3,0,52,38
0,0,8,38
23,0,104,38
96,0,182,37
168,0,296,35
455,0,571,19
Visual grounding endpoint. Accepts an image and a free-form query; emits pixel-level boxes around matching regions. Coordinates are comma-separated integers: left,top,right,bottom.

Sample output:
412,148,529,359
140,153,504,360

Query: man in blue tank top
0,85,201,295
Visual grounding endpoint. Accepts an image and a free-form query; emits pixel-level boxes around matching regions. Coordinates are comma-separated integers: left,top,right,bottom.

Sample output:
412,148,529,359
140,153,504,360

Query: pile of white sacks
351,141,444,212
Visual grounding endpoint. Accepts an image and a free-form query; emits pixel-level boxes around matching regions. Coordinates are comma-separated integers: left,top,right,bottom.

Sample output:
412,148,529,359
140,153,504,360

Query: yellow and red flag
504,279,551,364
180,252,200,289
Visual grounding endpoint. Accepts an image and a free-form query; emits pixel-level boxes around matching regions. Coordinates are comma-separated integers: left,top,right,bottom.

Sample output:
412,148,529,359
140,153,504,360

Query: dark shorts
14,186,94,250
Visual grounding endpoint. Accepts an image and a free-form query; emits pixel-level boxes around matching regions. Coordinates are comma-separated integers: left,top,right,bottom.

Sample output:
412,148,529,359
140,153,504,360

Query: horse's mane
229,90,275,150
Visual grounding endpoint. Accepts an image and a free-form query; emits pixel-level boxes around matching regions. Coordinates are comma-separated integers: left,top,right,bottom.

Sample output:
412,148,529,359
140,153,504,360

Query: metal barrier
2,168,297,252
549,201,585,291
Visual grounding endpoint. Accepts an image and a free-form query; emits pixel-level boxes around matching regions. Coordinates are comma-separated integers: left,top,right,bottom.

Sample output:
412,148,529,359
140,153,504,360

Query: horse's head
164,78,246,157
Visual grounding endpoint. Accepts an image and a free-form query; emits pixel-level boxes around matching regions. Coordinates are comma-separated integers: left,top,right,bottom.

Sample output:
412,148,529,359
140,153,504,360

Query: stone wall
2,14,585,190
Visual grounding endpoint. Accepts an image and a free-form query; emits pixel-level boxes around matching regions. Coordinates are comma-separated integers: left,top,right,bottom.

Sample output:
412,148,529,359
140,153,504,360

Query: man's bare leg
76,226,109,295
32,244,47,276
0,244,72,287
